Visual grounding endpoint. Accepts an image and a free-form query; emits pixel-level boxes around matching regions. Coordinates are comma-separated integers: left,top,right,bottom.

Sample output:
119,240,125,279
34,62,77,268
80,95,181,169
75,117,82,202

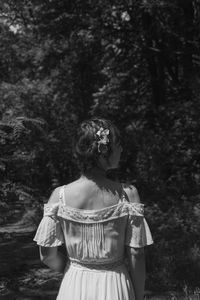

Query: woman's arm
39,246,68,273
39,187,68,273
123,185,146,299
126,246,146,300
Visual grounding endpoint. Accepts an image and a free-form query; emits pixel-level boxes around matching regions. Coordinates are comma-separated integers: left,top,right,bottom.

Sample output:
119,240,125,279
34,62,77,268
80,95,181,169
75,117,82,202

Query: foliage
0,0,200,292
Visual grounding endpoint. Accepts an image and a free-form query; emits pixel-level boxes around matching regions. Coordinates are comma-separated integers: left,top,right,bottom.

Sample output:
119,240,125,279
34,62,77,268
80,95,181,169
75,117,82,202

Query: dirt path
0,219,62,299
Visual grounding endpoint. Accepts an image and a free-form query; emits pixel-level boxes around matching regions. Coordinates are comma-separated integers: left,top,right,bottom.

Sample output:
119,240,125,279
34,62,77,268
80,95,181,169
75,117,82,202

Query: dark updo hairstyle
73,118,120,172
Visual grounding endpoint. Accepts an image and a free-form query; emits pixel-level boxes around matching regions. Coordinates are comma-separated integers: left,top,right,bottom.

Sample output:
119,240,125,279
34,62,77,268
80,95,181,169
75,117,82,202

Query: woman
33,118,153,300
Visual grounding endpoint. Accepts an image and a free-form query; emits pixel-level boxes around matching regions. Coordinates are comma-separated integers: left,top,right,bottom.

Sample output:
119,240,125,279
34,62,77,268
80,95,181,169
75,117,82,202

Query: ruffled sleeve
125,203,154,248
33,202,65,247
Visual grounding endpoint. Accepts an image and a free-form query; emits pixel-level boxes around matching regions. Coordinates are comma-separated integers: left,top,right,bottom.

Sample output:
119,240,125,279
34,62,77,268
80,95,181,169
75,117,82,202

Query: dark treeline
0,0,200,293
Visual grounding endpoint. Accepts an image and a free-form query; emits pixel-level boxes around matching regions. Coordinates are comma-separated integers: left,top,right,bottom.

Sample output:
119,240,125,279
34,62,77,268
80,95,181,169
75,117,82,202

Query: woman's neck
81,166,107,180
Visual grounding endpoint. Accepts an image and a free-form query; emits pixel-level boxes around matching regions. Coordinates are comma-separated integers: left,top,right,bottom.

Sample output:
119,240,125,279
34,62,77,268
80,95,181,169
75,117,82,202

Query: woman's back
61,176,124,210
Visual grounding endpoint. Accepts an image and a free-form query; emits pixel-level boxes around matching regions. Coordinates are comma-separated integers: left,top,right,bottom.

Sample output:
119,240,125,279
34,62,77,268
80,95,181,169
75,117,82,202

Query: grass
144,286,200,300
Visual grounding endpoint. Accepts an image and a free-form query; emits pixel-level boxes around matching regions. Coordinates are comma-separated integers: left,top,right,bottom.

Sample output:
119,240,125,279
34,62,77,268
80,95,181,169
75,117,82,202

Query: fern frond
15,117,46,136
16,117,45,126
12,119,26,139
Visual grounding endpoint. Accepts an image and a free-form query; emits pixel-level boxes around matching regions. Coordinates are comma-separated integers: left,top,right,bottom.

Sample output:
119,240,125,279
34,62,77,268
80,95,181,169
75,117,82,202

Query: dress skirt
56,261,135,300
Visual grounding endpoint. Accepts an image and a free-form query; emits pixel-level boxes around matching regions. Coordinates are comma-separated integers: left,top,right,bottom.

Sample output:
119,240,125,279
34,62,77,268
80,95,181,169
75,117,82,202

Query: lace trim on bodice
57,202,144,223
43,202,144,223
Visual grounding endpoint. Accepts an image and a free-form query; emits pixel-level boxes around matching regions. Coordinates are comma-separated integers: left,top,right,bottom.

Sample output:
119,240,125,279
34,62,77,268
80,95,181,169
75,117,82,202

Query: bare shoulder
122,183,141,203
47,186,62,204
62,179,93,208
63,179,90,195
47,180,82,205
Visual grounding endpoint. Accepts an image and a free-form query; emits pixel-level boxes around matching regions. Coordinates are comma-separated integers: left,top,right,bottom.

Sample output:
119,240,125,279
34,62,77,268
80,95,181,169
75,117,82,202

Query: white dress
33,185,154,300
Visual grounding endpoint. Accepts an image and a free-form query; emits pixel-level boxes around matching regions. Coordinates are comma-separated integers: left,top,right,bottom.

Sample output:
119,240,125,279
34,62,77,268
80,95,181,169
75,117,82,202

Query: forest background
0,0,200,298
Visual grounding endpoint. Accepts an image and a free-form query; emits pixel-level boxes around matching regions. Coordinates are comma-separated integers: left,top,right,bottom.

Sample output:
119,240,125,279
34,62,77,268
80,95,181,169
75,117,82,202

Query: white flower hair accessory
96,127,110,153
